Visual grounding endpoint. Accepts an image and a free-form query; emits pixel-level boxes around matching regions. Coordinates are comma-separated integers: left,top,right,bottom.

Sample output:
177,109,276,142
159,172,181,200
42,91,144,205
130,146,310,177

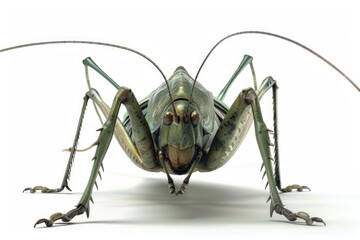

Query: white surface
1,1,359,239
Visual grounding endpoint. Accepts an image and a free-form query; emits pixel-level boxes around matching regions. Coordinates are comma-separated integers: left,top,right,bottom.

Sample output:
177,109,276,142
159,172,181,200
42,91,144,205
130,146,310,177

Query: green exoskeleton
1,31,358,227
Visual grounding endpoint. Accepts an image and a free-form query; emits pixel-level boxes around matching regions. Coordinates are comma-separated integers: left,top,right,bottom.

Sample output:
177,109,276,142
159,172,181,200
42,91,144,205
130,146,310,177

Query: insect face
161,100,200,174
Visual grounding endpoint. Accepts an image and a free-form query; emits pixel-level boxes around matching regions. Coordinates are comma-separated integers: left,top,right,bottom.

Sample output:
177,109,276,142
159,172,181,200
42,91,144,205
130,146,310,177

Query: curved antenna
187,30,359,104
0,40,178,114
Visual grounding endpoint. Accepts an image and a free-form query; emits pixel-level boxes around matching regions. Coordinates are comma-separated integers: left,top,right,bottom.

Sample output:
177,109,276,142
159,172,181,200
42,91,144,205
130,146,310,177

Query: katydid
1,31,358,227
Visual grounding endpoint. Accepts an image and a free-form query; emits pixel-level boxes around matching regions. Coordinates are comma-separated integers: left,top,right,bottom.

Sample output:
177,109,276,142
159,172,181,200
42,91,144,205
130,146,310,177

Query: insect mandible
1,31,358,227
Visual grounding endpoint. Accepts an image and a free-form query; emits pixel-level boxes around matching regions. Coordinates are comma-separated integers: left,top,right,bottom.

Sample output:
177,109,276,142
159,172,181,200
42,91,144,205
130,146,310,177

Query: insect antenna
0,40,177,114
188,31,359,107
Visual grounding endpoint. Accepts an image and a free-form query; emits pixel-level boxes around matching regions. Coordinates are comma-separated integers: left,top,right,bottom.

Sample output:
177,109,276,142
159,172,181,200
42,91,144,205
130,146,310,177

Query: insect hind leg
262,80,311,194
23,92,91,194
246,88,325,225
217,55,257,101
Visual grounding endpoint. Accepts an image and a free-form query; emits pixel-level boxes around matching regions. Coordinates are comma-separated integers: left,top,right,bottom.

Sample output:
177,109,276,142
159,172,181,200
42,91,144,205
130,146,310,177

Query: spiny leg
84,58,158,171
23,58,156,194
199,78,324,225
198,54,275,171
23,92,91,194
197,50,323,224
32,92,95,227
265,79,311,194
34,86,160,227
246,87,325,226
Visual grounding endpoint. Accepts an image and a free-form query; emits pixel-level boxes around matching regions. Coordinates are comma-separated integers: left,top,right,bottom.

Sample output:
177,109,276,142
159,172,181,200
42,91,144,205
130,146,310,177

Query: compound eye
190,111,199,126
163,111,173,125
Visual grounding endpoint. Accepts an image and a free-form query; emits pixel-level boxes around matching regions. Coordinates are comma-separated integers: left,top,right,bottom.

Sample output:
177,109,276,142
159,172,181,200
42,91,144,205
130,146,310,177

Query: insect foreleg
86,88,152,170
198,77,275,171
83,58,157,170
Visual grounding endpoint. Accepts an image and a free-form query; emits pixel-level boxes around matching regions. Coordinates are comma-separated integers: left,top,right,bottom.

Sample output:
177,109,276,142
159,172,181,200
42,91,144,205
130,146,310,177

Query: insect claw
23,187,33,193
34,218,53,228
176,182,189,196
311,217,326,226
168,182,176,194
295,211,326,226
176,190,184,196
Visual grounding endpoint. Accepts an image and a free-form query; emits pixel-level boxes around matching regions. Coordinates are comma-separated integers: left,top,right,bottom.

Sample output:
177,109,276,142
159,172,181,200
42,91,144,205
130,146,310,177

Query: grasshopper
1,31,358,227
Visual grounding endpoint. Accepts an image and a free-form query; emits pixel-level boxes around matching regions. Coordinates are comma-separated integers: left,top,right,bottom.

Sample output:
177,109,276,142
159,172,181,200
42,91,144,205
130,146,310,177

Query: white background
1,0,359,239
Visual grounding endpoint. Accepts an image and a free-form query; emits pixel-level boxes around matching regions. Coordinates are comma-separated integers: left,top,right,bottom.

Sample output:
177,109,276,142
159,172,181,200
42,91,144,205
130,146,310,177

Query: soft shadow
86,178,270,225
